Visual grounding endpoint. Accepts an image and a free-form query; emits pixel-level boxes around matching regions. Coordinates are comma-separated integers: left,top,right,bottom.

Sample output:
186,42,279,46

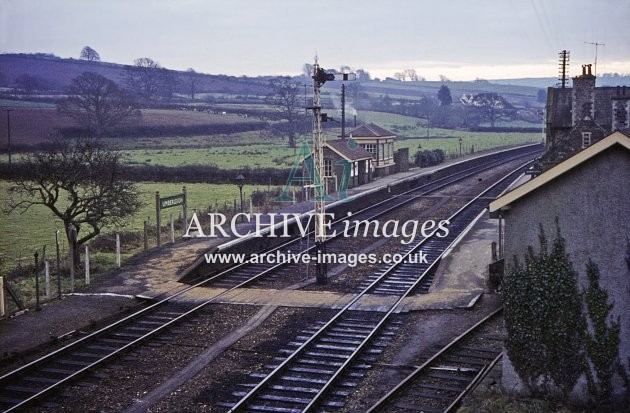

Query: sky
1,0,629,80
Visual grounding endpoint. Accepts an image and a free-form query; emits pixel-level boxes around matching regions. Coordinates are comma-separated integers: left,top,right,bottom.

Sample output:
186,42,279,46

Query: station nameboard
160,194,185,209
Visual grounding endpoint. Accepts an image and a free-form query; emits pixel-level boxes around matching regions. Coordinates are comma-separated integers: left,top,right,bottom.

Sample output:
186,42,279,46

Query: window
581,132,592,148
324,158,333,176
363,144,376,154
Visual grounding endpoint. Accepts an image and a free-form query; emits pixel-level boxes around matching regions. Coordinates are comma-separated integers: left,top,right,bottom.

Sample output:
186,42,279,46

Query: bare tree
302,63,314,78
339,65,353,74
6,139,142,267
80,46,101,62
266,78,304,149
186,68,198,99
14,74,39,94
126,57,163,101
404,68,419,81
355,68,371,80
460,92,515,127
58,72,139,136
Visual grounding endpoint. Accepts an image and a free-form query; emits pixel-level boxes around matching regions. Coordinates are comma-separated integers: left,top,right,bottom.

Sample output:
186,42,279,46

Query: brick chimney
572,64,596,125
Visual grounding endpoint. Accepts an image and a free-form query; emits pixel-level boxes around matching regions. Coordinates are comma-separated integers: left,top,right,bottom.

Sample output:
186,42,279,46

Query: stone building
321,139,373,192
489,131,630,400
544,64,630,168
346,123,396,176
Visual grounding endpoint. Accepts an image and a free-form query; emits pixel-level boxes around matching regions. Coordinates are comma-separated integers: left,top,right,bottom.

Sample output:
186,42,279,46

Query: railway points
0,144,542,412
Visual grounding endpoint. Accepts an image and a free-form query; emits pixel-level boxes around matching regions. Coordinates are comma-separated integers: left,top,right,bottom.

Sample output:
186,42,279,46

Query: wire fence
1,187,286,316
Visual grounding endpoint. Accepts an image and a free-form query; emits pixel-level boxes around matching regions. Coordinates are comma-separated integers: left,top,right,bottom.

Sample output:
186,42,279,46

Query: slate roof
325,139,373,161
489,131,630,214
347,123,395,138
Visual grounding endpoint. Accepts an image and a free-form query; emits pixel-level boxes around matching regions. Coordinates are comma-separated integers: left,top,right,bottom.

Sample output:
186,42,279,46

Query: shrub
504,221,586,398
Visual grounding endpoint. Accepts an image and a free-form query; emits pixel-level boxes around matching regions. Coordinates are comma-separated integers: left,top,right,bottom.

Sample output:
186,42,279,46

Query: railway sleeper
122,325,156,332
84,344,121,352
312,343,357,352
328,327,371,335
40,367,75,376
242,403,303,413
376,286,413,294
325,331,369,340
251,393,312,404
22,375,59,385
68,351,104,359
451,351,499,360
55,358,94,367
283,358,343,368
416,382,466,392
426,372,476,382
430,364,480,373
406,391,457,401
335,322,378,329
393,401,444,413
458,345,501,353
278,375,328,385
3,384,40,394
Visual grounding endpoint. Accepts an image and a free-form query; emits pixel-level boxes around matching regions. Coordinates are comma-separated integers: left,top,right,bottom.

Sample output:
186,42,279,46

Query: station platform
1,146,516,359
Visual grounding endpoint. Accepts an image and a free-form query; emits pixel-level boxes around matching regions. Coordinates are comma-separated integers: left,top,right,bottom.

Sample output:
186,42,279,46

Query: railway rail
0,148,537,412
224,160,531,412
203,147,541,290
365,309,504,413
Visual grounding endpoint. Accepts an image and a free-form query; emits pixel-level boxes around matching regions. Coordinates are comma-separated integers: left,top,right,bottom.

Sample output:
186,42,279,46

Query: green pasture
0,127,539,169
0,181,277,274
0,98,56,109
124,143,298,169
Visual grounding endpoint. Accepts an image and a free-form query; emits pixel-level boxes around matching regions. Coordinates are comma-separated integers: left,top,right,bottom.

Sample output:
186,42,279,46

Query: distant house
544,64,630,169
489,130,630,400
346,123,396,176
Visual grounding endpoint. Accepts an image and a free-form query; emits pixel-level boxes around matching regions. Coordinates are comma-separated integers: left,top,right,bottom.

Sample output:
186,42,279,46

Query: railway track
202,147,541,290
223,161,530,412
0,148,536,412
365,309,504,413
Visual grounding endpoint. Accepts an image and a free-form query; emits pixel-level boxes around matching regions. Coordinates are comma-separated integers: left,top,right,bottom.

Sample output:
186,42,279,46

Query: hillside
0,53,274,96
0,53,545,107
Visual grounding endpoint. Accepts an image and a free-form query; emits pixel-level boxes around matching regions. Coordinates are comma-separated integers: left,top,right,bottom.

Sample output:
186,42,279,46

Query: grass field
0,106,263,146
124,143,298,168
0,181,276,273
1,128,540,169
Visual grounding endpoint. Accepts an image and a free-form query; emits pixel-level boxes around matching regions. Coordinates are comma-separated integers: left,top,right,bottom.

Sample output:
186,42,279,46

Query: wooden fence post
182,186,188,234
170,214,175,243
85,245,90,285
115,233,121,268
45,261,51,298
144,220,148,251
155,191,161,247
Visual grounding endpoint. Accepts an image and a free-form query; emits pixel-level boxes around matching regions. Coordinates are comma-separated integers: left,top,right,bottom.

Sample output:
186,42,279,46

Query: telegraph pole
558,50,570,88
341,83,346,139
585,42,605,76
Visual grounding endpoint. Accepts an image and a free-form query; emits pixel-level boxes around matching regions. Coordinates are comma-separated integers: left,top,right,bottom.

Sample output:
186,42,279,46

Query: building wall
394,148,410,173
572,74,596,125
546,85,629,148
612,91,630,130
501,146,630,399
322,148,370,190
